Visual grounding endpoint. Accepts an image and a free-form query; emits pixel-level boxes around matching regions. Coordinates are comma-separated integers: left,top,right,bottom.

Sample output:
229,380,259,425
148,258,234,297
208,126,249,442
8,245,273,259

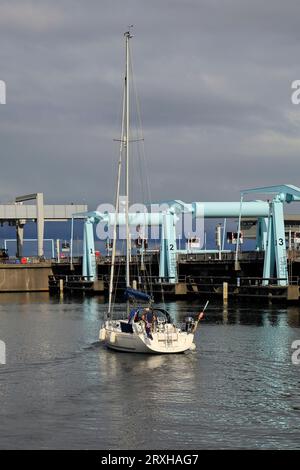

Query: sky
0,0,300,211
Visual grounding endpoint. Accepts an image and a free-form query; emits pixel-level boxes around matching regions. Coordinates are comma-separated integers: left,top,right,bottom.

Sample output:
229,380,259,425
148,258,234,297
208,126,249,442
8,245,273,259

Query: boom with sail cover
124,288,151,302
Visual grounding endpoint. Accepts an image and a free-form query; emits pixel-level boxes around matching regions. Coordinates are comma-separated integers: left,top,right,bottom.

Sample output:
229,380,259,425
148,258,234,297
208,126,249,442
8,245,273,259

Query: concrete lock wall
0,264,52,292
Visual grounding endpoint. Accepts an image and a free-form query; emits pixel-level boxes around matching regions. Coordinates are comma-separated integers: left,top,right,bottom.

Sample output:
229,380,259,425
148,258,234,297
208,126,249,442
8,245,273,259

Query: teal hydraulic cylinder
192,201,269,218
261,200,288,286
159,212,177,283
271,200,288,285
82,218,97,281
256,217,269,251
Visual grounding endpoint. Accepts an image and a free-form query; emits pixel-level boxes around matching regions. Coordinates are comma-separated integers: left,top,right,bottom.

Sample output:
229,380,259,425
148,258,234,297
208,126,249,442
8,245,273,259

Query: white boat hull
99,320,196,354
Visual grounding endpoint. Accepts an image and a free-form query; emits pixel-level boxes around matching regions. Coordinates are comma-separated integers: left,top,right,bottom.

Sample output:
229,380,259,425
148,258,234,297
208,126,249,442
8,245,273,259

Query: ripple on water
0,296,299,449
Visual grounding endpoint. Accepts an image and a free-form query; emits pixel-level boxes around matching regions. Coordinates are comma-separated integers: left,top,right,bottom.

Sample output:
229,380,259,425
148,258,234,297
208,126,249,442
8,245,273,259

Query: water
0,293,299,449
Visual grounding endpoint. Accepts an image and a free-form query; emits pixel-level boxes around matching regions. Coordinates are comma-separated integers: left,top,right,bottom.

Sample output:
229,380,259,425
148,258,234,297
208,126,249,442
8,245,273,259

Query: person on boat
134,309,141,322
128,308,142,323
128,308,138,323
141,307,156,340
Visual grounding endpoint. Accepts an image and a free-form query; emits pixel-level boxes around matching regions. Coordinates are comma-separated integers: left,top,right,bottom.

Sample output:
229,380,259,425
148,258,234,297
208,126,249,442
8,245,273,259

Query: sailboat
99,30,206,353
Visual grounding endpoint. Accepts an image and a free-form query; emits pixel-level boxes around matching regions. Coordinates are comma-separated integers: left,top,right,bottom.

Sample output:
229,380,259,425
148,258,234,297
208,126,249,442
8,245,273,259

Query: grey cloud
0,0,300,210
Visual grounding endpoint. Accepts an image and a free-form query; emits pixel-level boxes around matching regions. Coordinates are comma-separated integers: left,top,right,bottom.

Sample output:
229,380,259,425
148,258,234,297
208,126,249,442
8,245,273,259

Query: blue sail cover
124,288,151,302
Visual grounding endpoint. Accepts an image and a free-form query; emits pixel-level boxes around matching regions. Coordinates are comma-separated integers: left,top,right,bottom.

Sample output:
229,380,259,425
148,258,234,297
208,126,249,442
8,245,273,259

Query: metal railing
0,256,51,265
178,251,265,263
49,273,105,283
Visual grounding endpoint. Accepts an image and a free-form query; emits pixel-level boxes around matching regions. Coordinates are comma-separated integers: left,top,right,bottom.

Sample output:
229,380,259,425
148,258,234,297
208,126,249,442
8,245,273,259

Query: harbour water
0,294,299,449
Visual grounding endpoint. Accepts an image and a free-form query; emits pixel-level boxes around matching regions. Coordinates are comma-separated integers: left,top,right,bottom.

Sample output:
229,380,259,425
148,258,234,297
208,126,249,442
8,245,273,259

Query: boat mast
125,29,132,288
108,30,131,315
107,82,125,317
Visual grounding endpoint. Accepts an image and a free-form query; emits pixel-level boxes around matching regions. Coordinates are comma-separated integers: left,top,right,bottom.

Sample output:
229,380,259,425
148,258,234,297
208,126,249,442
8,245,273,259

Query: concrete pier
0,263,52,292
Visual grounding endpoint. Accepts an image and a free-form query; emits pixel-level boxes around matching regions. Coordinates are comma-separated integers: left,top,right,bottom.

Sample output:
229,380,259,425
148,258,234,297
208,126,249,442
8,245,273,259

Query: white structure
0,193,87,258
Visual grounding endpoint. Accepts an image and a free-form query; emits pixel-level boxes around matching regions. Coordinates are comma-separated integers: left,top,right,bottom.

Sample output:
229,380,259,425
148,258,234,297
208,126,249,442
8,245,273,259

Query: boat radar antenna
124,25,134,38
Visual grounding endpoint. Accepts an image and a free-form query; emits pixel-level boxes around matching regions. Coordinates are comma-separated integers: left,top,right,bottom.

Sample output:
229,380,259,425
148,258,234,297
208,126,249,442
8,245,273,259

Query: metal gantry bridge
74,184,300,288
